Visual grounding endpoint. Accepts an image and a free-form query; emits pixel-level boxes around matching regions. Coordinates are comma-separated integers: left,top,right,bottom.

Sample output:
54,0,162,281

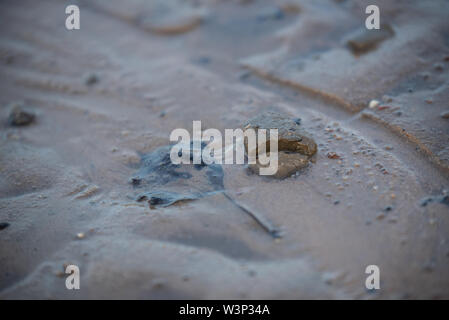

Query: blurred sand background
0,0,449,299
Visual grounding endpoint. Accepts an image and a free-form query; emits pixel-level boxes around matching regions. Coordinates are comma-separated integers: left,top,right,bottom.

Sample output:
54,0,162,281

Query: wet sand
0,0,449,299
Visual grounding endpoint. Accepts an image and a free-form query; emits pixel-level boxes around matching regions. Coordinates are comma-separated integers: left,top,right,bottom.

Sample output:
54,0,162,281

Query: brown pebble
441,111,449,119
243,112,317,179
327,152,340,159
347,24,394,55
76,232,85,239
243,112,317,156
248,151,309,179
55,270,65,278
376,213,385,220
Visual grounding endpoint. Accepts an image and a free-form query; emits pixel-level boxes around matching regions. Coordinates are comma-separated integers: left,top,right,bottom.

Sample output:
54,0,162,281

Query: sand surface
0,0,448,299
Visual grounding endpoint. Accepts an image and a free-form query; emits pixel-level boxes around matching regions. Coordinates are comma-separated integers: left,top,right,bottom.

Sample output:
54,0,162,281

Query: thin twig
223,191,282,238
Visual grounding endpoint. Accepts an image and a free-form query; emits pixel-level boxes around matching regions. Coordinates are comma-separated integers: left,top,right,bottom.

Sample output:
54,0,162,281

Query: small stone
327,152,340,159
376,213,385,220
441,195,449,206
243,112,317,179
8,103,35,126
440,111,449,119
130,177,142,186
347,24,395,55
385,145,393,151
433,63,444,72
293,118,301,125
420,197,432,207
243,112,317,156
55,270,65,278
76,232,85,239
368,100,380,109
248,151,309,179
0,222,10,230
85,73,99,86
152,278,166,288
382,95,393,103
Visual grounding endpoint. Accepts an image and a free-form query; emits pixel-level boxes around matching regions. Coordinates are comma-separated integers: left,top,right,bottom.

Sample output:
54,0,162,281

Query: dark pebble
420,197,432,207
85,73,99,86
293,118,302,125
149,197,165,206
0,222,10,230
420,195,449,207
441,195,449,206
434,63,444,72
8,104,35,126
130,177,142,186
